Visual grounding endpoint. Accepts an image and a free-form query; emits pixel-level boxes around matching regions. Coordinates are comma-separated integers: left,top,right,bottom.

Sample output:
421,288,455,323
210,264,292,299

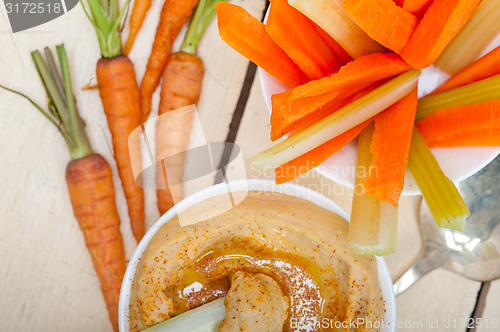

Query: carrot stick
265,0,340,80
342,0,419,54
123,0,153,55
275,120,371,184
215,2,308,88
156,0,222,215
271,53,412,140
431,45,500,95
83,0,145,242
401,0,433,17
416,100,500,147
140,0,199,122
361,88,418,207
2,45,127,332
400,0,481,69
309,19,352,66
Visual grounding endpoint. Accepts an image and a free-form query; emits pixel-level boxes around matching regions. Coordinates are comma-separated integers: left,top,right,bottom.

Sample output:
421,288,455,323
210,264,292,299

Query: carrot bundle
1,45,126,332
140,0,199,122
83,0,145,243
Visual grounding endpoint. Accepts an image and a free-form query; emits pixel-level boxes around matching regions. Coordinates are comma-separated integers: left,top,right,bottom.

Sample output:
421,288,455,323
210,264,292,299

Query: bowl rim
119,179,396,331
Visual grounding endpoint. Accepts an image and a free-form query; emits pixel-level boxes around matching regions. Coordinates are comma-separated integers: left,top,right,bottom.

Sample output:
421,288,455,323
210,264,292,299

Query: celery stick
435,0,500,75
416,74,500,121
348,124,398,256
289,0,384,58
143,298,226,332
250,69,420,171
408,128,469,231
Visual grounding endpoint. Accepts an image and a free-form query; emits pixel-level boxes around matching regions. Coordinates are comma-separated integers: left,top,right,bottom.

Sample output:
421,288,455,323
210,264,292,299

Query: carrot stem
181,0,226,54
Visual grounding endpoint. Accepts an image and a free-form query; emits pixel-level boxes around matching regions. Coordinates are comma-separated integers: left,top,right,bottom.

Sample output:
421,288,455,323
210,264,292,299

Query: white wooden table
0,0,498,331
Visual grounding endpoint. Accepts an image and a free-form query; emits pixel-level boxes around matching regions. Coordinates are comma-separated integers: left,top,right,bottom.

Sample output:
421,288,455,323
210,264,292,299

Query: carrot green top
82,0,129,58
0,44,92,160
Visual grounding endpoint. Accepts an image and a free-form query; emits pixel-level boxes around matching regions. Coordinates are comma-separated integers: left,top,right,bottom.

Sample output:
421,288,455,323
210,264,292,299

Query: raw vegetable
309,19,352,66
289,0,384,58
362,88,418,207
140,0,199,122
156,0,221,215
342,0,419,54
123,0,153,55
407,127,470,231
1,45,126,332
434,0,500,75
250,69,420,171
215,2,308,88
432,45,500,95
142,297,226,331
401,0,433,17
275,119,371,184
82,0,145,243
416,74,500,121
270,52,412,140
265,0,340,80
348,123,398,256
399,0,481,69
416,100,500,147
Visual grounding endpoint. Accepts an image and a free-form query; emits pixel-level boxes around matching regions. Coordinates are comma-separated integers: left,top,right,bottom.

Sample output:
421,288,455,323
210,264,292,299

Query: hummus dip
128,191,385,331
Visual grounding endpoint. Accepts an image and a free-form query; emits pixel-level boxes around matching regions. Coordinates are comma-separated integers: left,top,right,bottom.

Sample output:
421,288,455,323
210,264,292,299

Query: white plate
259,36,500,196
119,179,396,331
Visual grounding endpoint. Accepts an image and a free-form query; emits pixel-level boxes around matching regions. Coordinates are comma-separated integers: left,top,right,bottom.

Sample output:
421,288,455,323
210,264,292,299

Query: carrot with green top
156,0,223,215
362,88,418,207
140,0,199,122
1,45,126,332
265,0,340,80
400,0,481,69
123,0,153,55
342,0,419,54
416,100,500,147
82,0,145,242
215,1,308,88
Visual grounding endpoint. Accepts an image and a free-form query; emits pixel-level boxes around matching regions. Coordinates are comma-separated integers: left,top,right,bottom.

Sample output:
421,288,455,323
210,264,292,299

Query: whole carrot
155,0,222,214
123,0,153,55
140,0,199,123
82,0,145,242
1,45,126,331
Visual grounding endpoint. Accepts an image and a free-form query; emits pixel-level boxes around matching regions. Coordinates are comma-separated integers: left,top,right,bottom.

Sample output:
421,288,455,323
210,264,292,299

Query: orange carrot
416,100,500,147
123,0,153,55
401,0,433,17
309,19,352,66
361,88,418,206
265,0,340,80
271,53,412,140
343,0,419,54
96,57,145,241
216,2,308,88
275,120,371,184
83,0,145,242
400,0,481,69
140,0,199,122
2,45,127,332
432,45,500,95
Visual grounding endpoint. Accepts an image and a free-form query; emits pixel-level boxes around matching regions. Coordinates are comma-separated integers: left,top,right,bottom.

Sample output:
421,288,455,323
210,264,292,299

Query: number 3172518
5,2,63,14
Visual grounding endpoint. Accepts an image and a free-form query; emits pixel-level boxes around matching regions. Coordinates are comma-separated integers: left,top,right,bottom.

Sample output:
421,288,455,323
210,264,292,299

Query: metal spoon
394,155,500,295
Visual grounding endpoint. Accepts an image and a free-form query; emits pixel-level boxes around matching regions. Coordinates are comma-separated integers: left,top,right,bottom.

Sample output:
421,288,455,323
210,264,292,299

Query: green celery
250,69,420,171
416,74,500,121
348,123,398,256
435,0,500,75
408,127,469,231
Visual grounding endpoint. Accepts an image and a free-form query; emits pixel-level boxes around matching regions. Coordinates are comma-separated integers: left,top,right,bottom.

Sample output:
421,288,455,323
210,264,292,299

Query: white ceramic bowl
119,179,396,331
259,36,500,196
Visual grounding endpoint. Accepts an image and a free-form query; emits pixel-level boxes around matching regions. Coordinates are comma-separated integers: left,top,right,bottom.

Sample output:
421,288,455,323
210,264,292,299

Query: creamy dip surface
128,191,385,331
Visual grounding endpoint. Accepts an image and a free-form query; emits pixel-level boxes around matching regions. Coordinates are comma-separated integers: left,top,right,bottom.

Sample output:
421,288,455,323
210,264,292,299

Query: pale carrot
140,0,199,122
399,0,481,69
83,0,145,242
1,45,126,332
